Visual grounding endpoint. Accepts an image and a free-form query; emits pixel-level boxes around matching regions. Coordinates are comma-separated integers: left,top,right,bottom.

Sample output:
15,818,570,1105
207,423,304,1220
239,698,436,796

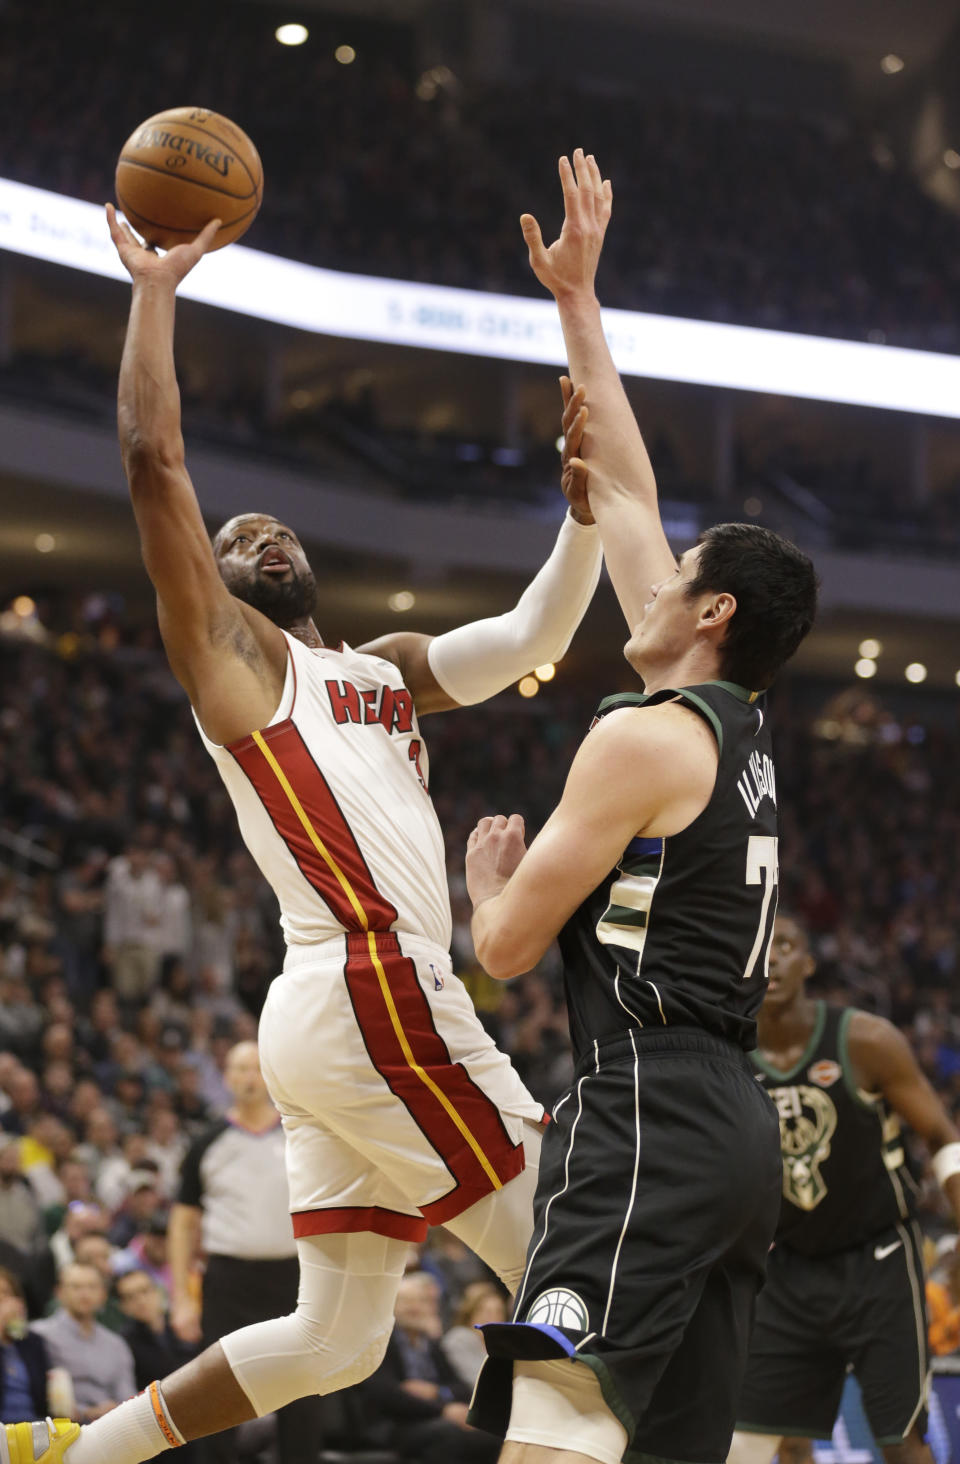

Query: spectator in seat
31,1262,135,1423
441,1281,508,1388
103,845,163,1006
363,1270,499,1463
0,1267,50,1424
0,1134,45,1262
113,1267,193,1390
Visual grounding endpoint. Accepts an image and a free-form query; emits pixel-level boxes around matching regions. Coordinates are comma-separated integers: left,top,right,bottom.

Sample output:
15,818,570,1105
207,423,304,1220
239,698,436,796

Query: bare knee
727,1430,782,1464
775,1439,813,1464
881,1426,934,1464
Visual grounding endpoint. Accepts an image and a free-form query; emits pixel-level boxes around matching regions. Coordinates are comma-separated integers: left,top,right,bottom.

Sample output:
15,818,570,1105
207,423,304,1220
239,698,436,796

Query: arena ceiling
261,0,960,90
526,0,960,71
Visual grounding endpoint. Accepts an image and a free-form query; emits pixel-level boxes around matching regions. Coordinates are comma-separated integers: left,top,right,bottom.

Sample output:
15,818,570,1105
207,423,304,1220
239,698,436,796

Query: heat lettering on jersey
737,749,777,820
326,679,415,735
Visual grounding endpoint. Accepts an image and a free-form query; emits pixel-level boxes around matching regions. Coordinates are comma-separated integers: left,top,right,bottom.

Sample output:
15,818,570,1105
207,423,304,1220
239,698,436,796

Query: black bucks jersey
558,680,778,1056
752,1001,918,1254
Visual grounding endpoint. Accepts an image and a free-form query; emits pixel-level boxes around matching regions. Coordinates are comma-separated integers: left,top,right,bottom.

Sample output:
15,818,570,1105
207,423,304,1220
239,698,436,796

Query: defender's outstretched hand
106,203,221,288
521,149,612,304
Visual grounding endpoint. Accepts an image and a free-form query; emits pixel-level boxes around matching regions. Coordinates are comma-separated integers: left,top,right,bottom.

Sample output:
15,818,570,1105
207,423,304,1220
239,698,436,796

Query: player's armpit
471,702,717,979
156,582,288,744
847,1011,960,1149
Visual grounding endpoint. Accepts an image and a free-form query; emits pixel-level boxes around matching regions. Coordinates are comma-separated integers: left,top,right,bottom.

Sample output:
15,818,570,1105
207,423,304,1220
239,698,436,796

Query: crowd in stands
4,0,960,354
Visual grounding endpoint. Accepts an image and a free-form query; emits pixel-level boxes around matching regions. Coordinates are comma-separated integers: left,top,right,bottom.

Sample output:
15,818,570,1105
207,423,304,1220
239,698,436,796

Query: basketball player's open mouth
260,550,291,575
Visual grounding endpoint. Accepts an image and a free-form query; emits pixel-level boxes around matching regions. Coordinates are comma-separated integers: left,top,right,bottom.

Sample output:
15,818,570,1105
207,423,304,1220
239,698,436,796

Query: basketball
525,1288,590,1331
115,107,263,252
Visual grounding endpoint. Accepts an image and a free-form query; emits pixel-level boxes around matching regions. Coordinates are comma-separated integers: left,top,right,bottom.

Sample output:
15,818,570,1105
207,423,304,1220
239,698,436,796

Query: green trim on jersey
673,690,724,753
594,680,757,722
596,691,649,714
838,1007,877,1111
572,1352,637,1445
751,1001,826,1082
710,680,760,704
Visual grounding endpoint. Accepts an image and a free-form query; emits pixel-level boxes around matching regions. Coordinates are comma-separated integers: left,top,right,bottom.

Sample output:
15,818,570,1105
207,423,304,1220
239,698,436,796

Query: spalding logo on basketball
526,1288,589,1331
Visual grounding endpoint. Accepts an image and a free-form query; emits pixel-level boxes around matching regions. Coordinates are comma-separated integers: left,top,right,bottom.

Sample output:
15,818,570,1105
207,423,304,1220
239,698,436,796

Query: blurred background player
464,151,816,1464
0,179,609,1464
729,911,960,1464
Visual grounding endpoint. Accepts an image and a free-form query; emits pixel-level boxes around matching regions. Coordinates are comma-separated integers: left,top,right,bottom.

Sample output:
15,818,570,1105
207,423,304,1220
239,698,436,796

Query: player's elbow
120,422,186,479
473,928,541,982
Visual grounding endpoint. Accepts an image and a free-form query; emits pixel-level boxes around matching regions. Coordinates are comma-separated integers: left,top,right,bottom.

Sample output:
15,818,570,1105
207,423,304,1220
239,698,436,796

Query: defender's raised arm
522,149,678,630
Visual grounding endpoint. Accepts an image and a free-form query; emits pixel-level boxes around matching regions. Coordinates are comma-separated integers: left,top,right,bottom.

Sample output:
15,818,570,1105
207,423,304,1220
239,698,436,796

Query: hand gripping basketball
106,203,221,287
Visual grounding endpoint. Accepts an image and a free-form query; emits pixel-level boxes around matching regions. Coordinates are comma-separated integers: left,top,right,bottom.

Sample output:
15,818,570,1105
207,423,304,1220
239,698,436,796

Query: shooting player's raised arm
521,149,678,630
107,205,285,743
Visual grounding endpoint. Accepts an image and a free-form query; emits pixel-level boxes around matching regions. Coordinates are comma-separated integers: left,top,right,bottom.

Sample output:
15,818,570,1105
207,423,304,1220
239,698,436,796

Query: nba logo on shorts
429,963,444,991
526,1288,590,1331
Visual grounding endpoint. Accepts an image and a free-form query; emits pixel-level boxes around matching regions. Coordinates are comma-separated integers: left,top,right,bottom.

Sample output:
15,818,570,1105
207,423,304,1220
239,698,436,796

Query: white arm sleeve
427,511,602,706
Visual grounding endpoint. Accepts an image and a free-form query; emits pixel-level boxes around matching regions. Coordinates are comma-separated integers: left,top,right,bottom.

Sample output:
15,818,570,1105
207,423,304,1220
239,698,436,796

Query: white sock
67,1383,184,1464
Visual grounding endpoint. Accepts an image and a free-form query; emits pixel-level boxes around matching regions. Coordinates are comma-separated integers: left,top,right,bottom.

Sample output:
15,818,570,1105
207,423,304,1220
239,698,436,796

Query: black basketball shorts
470,1027,782,1464
736,1221,930,1445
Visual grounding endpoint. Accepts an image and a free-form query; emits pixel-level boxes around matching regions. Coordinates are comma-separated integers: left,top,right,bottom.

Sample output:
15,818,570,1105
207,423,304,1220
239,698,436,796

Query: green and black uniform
472,683,783,1464
737,1001,929,1445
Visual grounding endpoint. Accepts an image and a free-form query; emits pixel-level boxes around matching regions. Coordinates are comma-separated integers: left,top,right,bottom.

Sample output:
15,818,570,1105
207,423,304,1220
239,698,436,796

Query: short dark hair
113,1267,152,1300
0,1266,24,1302
685,523,817,689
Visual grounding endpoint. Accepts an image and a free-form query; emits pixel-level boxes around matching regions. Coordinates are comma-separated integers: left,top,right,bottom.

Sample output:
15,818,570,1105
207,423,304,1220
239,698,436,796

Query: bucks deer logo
770,1085,838,1211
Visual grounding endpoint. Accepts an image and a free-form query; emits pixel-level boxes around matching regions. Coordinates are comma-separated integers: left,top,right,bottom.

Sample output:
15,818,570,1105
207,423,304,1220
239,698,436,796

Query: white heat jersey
195,632,452,951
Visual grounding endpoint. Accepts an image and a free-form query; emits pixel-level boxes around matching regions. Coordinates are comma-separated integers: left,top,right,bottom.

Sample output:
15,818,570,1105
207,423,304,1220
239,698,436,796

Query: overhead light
518,676,539,698
854,658,877,679
880,53,904,75
12,596,35,618
743,497,762,517
535,664,556,682
335,44,356,65
858,638,882,659
276,23,308,46
34,533,56,553
388,590,415,613
905,662,927,683
555,435,565,454
945,149,960,171
955,671,960,688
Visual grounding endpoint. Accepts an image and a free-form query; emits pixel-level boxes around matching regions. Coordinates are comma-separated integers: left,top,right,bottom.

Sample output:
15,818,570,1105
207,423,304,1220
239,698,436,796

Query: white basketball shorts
258,930,544,1242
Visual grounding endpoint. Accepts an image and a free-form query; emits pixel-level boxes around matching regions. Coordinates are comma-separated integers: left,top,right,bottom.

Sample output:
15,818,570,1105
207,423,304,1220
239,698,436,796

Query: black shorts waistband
205,1253,299,1273
576,1025,751,1077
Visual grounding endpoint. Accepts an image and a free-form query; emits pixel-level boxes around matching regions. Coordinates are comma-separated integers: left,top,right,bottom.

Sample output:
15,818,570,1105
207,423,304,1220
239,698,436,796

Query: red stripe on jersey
292,1205,427,1243
343,932,525,1223
229,719,398,933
